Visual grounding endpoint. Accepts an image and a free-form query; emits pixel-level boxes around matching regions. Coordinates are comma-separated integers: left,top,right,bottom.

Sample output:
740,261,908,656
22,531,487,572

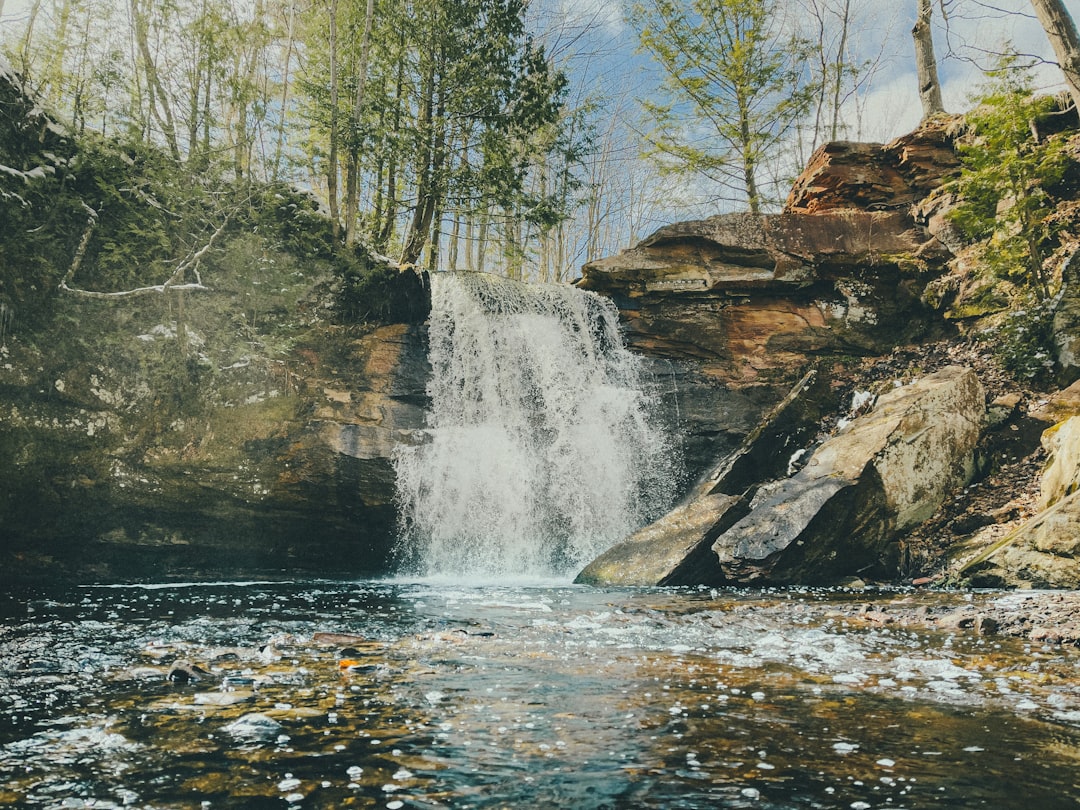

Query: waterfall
393,272,682,581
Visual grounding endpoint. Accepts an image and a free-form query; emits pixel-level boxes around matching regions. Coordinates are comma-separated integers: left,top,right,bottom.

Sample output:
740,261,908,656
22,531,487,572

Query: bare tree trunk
737,98,761,215
427,201,442,273
344,0,375,246
376,27,406,251
402,50,448,266
271,0,297,182
449,214,461,271
401,63,435,265
131,0,182,161
829,0,852,140
327,0,341,244
19,0,42,79
1030,0,1080,113
465,216,475,272
476,209,489,274
232,0,266,181
913,0,945,119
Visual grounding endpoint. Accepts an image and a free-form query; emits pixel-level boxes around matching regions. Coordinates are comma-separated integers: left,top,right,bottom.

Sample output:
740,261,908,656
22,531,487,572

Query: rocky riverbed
5,580,1080,809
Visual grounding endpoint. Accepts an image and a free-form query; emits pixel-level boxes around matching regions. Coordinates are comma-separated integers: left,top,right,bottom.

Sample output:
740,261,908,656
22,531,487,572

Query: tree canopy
1,0,1078,289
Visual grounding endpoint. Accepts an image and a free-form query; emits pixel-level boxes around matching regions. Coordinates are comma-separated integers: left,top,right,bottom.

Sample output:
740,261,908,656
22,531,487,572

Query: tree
326,0,341,242
343,0,374,247
394,0,569,266
913,0,946,118
947,55,1070,300
1029,0,1080,113
789,0,895,163
630,0,816,215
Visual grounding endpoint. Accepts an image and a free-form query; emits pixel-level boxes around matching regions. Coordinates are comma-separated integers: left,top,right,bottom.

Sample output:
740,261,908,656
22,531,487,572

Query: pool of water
2,580,1080,808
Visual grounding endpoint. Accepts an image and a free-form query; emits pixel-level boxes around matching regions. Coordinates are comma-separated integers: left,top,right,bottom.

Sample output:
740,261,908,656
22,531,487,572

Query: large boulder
576,370,830,586
574,493,745,586
785,118,961,214
982,495,1080,589
712,366,983,584
579,366,985,586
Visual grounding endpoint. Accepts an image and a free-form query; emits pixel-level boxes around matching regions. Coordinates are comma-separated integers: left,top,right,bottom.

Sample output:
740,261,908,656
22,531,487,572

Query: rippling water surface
2,581,1080,809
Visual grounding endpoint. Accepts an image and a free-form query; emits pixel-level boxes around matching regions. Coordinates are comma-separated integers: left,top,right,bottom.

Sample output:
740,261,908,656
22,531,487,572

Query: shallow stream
2,581,1080,808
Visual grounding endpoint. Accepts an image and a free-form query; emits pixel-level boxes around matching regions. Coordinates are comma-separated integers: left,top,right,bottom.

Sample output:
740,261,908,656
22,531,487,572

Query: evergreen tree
629,0,816,214
948,55,1070,301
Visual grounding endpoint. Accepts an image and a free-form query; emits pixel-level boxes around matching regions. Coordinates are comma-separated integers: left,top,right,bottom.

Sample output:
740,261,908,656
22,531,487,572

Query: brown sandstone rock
578,210,949,392
785,118,961,214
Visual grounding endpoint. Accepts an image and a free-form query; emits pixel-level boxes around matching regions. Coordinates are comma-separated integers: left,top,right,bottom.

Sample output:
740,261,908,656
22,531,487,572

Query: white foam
394,272,680,579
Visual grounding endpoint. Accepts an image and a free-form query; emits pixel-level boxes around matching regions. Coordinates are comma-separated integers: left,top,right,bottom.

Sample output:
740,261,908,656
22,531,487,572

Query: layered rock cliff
578,115,1080,589
577,125,963,484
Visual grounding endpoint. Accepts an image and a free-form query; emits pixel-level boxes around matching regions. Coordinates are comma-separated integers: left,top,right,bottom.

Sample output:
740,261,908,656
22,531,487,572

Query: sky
545,0,1069,143
2,0,1068,143
554,0,1073,230
0,0,1073,243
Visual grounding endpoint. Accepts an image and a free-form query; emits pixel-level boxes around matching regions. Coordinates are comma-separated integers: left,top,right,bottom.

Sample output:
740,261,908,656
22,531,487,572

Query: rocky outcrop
959,407,1080,589
578,201,955,483
785,118,961,214
0,271,429,584
580,366,985,586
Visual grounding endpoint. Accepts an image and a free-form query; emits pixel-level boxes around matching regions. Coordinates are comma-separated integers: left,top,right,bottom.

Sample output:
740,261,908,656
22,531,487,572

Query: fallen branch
58,280,213,300
59,208,229,299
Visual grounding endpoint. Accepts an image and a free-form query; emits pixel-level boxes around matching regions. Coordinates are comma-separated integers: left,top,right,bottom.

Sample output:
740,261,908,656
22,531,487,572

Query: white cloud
557,0,626,34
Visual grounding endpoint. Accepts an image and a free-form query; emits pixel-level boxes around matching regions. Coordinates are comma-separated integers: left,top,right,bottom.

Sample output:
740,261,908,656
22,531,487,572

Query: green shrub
947,54,1071,300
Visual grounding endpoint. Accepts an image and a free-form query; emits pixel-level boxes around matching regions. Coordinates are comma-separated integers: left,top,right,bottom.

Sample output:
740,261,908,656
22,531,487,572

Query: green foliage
947,55,1071,300
235,183,335,261
336,250,430,325
629,0,816,213
297,0,576,265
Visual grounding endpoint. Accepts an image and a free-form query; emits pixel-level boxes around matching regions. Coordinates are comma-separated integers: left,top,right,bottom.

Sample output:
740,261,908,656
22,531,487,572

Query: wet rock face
0,286,430,584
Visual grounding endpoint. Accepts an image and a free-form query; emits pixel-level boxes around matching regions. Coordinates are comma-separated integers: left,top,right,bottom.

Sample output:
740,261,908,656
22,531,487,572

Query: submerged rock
221,712,284,741
168,661,211,684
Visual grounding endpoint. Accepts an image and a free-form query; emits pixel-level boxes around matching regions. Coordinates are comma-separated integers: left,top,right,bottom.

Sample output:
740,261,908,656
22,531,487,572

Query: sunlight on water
3,581,1080,809
393,272,681,580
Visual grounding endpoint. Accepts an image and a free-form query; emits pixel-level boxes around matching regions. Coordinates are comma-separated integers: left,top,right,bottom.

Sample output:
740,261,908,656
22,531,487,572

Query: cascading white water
393,272,682,580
